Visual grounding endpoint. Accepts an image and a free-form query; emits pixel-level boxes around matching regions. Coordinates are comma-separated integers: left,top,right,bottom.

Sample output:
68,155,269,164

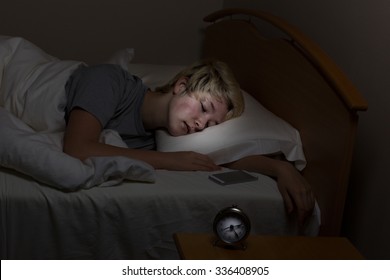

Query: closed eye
200,102,207,113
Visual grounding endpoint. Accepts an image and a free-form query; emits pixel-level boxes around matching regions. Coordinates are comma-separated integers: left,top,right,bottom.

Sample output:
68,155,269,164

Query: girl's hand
161,151,220,171
223,155,315,227
275,162,315,227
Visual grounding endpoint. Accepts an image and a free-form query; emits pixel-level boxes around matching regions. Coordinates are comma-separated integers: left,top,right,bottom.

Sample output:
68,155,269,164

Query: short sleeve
65,64,128,127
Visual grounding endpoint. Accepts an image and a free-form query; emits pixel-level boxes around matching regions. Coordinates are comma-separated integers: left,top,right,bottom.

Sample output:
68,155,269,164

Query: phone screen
208,170,258,185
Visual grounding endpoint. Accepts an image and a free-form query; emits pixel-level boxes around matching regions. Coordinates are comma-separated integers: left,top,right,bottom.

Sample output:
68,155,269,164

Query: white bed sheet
0,166,320,259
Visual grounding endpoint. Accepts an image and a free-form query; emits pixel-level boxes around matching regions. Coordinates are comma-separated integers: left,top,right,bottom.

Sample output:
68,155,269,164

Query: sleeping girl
63,59,315,226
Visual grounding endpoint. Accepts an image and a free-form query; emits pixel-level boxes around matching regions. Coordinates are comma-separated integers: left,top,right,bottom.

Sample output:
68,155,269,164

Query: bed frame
202,9,367,236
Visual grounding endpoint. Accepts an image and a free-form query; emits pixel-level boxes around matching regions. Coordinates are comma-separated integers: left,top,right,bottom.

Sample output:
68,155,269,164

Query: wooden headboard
202,9,368,236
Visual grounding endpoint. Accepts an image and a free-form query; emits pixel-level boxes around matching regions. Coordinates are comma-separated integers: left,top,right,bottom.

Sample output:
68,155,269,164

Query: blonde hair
156,59,244,121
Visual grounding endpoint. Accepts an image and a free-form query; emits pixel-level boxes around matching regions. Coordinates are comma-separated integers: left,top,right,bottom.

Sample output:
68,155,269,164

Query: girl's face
167,92,228,136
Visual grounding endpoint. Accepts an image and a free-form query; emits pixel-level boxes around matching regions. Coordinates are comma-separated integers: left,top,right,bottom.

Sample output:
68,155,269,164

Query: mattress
0,166,320,259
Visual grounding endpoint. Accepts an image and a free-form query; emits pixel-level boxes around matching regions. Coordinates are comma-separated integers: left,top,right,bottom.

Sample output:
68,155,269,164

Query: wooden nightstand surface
173,233,364,260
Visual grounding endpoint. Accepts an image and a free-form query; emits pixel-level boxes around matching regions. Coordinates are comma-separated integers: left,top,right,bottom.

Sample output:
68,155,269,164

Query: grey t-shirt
65,64,155,150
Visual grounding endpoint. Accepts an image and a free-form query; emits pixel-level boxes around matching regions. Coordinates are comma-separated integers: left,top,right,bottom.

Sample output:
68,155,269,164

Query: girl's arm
223,155,315,227
65,109,314,225
63,108,220,171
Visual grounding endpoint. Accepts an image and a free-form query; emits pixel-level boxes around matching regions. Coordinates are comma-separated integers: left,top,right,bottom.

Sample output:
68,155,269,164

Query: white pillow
105,53,306,170
106,48,135,70
106,48,184,90
127,63,185,90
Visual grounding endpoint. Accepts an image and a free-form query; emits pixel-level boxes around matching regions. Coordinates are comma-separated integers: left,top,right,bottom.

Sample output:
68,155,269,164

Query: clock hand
222,224,243,231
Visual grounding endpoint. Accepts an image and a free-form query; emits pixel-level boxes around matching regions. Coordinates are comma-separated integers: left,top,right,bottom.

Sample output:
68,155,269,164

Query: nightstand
173,233,364,260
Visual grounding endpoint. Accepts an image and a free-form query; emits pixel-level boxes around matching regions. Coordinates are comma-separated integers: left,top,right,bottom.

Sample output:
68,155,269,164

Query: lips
184,122,191,134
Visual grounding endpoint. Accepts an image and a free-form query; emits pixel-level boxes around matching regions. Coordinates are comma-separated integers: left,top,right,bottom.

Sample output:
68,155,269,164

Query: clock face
214,208,250,245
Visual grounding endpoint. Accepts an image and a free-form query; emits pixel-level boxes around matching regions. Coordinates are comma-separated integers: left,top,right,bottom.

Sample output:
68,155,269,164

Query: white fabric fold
0,36,155,190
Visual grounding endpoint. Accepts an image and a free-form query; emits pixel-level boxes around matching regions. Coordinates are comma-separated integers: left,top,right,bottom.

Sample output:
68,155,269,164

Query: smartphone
208,170,258,185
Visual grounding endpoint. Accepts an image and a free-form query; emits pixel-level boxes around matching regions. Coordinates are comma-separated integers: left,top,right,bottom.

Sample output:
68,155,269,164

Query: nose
195,118,206,131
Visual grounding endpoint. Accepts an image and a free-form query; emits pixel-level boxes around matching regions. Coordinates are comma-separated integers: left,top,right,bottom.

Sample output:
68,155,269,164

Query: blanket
0,36,155,190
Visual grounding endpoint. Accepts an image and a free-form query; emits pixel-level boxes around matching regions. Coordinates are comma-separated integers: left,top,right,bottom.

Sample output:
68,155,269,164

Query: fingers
169,151,220,171
279,185,311,227
297,208,312,227
296,189,315,227
191,153,221,171
277,185,294,214
277,171,315,227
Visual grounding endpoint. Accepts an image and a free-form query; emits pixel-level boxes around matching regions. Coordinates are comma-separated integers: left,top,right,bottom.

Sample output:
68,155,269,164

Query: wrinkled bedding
0,36,155,190
0,165,320,259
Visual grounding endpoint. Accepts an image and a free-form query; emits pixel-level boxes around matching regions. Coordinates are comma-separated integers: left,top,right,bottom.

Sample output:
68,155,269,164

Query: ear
172,76,188,95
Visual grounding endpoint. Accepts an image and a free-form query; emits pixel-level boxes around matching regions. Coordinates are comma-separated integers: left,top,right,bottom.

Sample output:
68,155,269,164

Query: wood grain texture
174,233,364,259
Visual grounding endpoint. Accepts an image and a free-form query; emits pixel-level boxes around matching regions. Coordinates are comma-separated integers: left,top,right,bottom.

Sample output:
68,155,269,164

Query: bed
0,8,367,259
